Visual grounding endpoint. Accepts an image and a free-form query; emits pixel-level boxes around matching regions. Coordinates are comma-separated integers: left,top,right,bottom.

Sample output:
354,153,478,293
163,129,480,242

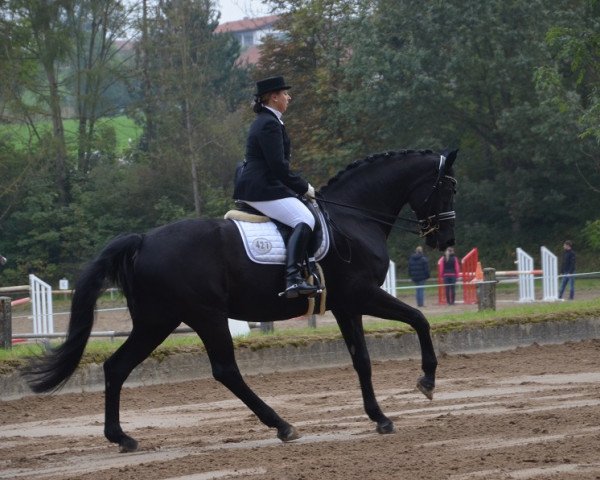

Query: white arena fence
513,246,559,302
382,260,397,297
541,246,558,301
5,256,598,343
493,246,561,303
12,261,401,341
9,277,250,340
516,248,535,302
30,274,54,334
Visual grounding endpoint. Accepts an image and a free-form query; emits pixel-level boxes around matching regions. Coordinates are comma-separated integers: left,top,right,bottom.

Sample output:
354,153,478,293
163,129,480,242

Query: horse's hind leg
332,308,395,434
192,317,300,442
103,324,174,452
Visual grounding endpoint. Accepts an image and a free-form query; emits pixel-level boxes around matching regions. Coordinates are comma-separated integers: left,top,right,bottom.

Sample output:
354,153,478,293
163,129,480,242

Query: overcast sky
217,0,271,23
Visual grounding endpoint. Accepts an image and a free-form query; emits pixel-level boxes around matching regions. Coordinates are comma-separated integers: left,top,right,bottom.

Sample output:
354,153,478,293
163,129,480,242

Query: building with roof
216,15,281,65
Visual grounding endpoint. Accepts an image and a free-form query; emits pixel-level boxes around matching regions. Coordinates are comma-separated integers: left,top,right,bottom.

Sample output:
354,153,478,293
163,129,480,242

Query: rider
233,76,319,299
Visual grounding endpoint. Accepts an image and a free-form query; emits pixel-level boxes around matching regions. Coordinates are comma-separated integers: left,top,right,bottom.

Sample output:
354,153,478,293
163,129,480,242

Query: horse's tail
24,233,143,393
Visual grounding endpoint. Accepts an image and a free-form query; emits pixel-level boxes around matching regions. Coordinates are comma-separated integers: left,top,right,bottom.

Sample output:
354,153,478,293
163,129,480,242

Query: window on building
242,32,254,47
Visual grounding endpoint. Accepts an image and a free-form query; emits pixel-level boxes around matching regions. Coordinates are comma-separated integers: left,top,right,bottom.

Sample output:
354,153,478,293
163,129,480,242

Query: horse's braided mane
320,149,434,192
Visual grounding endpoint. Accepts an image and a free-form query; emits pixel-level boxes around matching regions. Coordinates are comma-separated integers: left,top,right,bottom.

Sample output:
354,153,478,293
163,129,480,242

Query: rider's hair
253,91,278,113
252,95,264,113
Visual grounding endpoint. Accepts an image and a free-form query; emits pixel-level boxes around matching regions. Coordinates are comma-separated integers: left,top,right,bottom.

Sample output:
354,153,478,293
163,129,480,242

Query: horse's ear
444,149,459,170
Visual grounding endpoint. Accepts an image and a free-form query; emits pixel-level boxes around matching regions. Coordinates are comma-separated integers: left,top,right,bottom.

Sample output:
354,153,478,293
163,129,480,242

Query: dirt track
1,339,600,480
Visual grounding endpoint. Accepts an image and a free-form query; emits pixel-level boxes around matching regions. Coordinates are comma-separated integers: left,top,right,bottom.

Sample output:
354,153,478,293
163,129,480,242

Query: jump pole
496,246,559,302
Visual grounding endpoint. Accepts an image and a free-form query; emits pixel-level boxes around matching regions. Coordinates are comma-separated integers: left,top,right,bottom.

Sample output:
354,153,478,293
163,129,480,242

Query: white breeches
245,197,315,230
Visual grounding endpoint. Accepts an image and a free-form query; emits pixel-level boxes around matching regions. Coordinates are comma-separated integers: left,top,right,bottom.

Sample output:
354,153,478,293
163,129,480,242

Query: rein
315,196,422,235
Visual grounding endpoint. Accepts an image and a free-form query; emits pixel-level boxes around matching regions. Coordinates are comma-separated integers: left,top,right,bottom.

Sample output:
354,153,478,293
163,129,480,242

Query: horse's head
410,150,458,251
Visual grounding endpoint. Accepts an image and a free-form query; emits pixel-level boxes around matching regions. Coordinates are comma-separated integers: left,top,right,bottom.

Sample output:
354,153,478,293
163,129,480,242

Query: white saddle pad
232,209,330,265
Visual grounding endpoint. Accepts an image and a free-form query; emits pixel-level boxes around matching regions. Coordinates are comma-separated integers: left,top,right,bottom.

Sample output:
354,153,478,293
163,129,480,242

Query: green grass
427,297,600,325
97,115,141,151
0,115,141,154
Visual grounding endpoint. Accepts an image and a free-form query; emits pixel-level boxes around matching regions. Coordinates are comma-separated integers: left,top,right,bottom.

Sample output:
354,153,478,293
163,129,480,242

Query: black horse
25,149,457,452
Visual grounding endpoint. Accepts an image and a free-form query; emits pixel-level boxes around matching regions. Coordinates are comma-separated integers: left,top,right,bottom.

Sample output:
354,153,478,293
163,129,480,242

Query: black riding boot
284,222,319,299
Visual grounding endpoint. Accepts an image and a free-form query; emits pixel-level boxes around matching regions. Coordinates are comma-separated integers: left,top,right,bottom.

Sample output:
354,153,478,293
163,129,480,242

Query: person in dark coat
408,246,430,307
558,240,576,300
233,75,318,299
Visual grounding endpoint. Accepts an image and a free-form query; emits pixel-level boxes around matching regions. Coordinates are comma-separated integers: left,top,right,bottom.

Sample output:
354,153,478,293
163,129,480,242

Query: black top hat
255,76,291,97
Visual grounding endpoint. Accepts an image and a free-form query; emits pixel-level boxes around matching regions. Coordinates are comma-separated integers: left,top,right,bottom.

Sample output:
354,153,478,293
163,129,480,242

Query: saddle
224,199,330,306
231,200,325,257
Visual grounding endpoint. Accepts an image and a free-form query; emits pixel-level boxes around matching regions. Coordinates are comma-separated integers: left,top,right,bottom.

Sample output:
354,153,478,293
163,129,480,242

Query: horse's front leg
331,308,395,435
362,288,437,400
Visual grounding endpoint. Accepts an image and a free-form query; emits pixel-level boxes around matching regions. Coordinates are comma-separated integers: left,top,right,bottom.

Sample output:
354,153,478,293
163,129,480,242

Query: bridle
317,154,456,238
417,154,457,237
314,154,456,263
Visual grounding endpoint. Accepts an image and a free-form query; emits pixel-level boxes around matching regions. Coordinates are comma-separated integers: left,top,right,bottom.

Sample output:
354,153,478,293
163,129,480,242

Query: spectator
408,246,430,307
558,240,576,300
441,247,460,305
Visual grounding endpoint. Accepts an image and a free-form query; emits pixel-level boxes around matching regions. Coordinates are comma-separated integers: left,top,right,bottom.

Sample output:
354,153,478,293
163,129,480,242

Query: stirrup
279,282,320,299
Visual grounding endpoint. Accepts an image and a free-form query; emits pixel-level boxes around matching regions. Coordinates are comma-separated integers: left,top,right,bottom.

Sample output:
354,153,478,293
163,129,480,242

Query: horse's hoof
417,377,434,400
119,436,139,453
277,425,301,442
376,420,396,434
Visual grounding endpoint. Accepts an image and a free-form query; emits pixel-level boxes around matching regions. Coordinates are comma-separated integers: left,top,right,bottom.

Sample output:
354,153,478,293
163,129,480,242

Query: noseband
418,207,456,237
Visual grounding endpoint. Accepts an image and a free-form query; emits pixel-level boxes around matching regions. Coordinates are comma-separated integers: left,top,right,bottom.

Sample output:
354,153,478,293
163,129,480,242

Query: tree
5,0,74,203
0,8,41,225
258,0,600,263
538,0,600,182
133,0,250,217
355,0,599,255
538,0,600,253
65,0,135,173
258,0,370,187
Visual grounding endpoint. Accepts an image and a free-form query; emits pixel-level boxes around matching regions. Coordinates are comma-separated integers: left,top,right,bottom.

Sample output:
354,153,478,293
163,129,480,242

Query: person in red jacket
441,247,460,305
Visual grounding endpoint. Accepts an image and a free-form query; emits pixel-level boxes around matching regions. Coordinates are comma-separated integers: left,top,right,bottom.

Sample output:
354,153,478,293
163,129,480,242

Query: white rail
541,246,558,301
516,248,535,302
29,274,54,334
382,260,397,297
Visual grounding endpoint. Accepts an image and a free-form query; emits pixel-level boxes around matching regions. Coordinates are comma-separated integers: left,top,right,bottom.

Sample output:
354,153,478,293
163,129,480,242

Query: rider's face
270,90,291,113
